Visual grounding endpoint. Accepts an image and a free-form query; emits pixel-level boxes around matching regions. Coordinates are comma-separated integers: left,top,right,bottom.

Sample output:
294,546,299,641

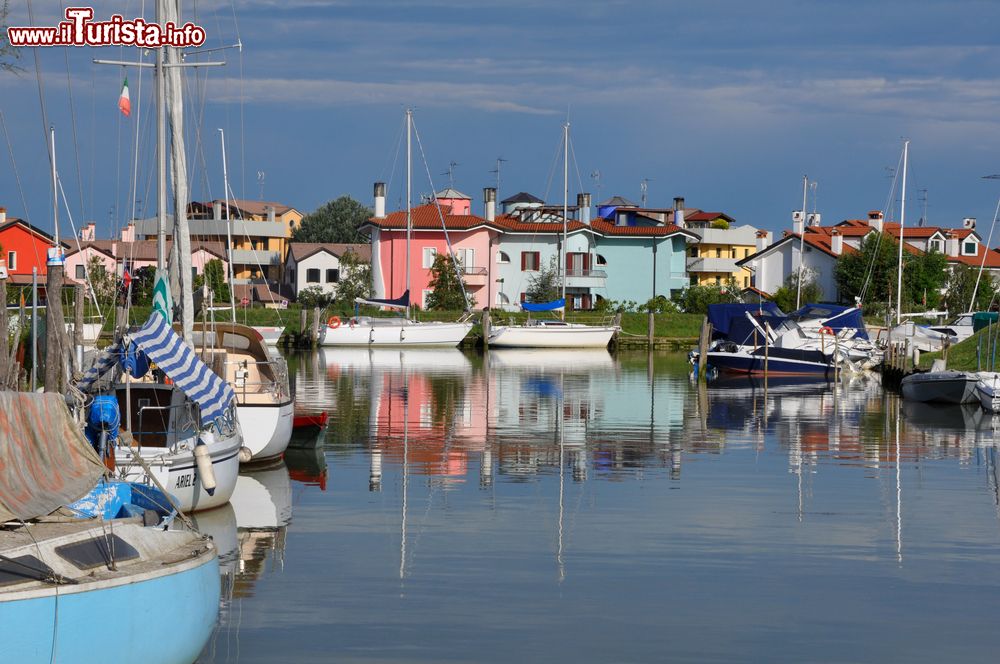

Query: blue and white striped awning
130,312,235,426
76,342,123,393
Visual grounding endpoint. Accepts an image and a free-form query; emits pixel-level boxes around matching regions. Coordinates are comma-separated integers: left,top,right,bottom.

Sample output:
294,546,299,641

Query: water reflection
195,349,1000,663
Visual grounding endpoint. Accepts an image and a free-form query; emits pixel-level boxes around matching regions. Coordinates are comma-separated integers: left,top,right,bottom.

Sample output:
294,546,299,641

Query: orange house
0,214,65,286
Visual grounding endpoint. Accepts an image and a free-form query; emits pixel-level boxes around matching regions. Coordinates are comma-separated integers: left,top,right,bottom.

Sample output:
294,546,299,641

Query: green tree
86,255,116,303
903,249,948,310
0,2,23,74
944,264,1000,313
193,259,230,303
710,218,730,230
670,281,741,314
333,250,372,306
425,253,471,310
772,269,822,312
297,286,332,308
129,266,156,306
292,196,370,243
834,233,899,306
526,255,561,304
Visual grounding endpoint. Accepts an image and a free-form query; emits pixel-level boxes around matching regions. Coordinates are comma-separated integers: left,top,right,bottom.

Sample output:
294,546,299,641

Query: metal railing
563,268,608,278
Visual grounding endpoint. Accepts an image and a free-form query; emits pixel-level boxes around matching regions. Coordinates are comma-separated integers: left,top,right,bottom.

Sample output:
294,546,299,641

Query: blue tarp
522,299,565,312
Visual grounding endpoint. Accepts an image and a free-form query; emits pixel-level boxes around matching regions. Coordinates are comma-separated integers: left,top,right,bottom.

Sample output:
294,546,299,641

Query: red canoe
292,411,328,430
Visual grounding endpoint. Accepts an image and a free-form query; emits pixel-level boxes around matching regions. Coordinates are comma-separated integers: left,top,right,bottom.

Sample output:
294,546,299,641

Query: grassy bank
916,325,1000,372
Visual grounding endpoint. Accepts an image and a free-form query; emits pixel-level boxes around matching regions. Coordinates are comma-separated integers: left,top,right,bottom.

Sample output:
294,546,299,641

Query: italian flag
118,77,131,117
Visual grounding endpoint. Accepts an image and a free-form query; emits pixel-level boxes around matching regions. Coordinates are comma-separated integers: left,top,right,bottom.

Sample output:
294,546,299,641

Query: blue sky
3,0,1000,239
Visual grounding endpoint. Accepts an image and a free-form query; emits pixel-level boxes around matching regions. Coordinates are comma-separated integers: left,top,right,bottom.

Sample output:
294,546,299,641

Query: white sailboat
78,0,243,512
488,123,619,349
319,110,473,347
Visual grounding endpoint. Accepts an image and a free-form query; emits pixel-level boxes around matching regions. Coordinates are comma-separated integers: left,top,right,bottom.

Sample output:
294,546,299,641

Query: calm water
197,349,1000,663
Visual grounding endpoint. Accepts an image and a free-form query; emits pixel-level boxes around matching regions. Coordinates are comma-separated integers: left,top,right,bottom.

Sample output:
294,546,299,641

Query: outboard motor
85,395,120,469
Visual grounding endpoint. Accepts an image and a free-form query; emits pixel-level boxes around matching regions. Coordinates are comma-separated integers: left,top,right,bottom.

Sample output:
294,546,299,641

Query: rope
121,444,198,532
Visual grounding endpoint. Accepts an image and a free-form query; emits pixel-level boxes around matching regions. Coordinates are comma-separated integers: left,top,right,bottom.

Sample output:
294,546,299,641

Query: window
963,241,977,256
714,276,721,285
422,247,437,268
689,247,699,258
496,250,510,264
6,251,15,271
422,289,433,308
75,264,85,279
520,292,527,303
306,268,320,283
690,275,698,286
596,254,607,266
730,248,736,259
930,239,944,253
715,247,721,258
743,276,749,287
192,267,197,282
454,248,474,272
521,251,540,271
326,268,340,283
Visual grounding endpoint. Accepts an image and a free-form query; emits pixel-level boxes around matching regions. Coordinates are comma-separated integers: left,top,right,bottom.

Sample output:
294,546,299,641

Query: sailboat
76,0,243,511
487,123,619,348
319,110,473,347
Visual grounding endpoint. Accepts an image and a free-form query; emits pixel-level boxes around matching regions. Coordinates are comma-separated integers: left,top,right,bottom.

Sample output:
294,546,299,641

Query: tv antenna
590,170,602,198
257,171,266,200
918,188,928,226
489,157,507,198
442,161,459,189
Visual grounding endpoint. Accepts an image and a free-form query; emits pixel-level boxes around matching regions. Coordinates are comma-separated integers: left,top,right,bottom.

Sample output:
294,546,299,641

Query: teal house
588,196,698,304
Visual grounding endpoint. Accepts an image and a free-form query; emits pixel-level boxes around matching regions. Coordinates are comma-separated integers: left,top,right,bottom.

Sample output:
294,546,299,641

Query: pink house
64,236,229,290
360,185,502,310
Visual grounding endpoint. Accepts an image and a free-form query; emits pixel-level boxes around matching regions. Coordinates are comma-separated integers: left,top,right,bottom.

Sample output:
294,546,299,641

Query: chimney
830,229,843,255
577,193,591,224
0,207,6,224
266,205,276,223
213,201,222,220
947,231,960,257
756,230,768,252
792,211,804,236
374,182,386,219
120,223,135,243
80,222,96,241
673,197,685,228
868,210,884,232
483,187,496,222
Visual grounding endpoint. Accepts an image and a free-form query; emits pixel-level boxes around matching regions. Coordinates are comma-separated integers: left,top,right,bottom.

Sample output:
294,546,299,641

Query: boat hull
251,325,284,346
0,531,219,664
117,433,242,512
237,400,294,463
901,371,979,404
488,324,617,349
320,319,472,347
705,350,836,376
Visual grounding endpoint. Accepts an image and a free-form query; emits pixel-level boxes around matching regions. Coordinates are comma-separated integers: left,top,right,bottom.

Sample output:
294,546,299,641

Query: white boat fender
238,446,253,463
194,433,217,496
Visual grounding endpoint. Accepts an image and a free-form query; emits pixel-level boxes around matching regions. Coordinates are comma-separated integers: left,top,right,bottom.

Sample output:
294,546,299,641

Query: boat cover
521,299,565,312
791,303,869,339
130,312,235,426
707,303,784,343
76,342,123,392
356,290,409,310
0,392,105,523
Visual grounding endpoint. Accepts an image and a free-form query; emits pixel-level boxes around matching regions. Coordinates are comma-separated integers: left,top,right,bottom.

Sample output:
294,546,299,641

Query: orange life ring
819,325,834,335
327,315,341,329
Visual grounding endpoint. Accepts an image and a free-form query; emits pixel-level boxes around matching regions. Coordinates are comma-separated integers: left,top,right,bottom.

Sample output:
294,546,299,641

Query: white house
284,243,371,300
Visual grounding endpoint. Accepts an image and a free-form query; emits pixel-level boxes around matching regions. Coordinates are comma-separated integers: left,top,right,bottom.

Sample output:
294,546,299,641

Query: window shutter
521,252,527,270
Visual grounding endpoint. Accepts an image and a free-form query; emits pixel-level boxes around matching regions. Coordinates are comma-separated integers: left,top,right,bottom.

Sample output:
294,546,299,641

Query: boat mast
896,140,909,326
156,10,166,273
561,122,568,321
219,128,237,322
795,175,807,309
405,109,412,321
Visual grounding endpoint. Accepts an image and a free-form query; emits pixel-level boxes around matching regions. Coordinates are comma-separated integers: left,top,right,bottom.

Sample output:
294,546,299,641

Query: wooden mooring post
482,310,491,350
647,312,655,345
311,307,321,347
73,284,84,372
299,308,308,345
696,316,711,380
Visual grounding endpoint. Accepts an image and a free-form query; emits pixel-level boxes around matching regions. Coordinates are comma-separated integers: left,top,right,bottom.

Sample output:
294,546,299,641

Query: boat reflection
285,445,328,490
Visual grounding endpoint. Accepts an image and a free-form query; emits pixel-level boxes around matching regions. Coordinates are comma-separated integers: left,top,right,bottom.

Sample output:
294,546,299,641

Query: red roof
589,218,694,237
364,204,491,231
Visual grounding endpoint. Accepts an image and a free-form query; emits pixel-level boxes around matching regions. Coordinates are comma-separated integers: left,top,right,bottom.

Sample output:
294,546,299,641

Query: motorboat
193,321,294,464
974,371,1000,413
900,361,979,404
487,316,619,348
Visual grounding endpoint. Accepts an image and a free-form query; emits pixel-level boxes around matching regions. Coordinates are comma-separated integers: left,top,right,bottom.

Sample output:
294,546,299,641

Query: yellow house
185,199,302,282
682,212,770,289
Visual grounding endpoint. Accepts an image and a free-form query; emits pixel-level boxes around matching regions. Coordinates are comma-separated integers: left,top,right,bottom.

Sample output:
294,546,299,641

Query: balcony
564,267,607,289
230,249,281,266
687,257,739,273
457,266,488,287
